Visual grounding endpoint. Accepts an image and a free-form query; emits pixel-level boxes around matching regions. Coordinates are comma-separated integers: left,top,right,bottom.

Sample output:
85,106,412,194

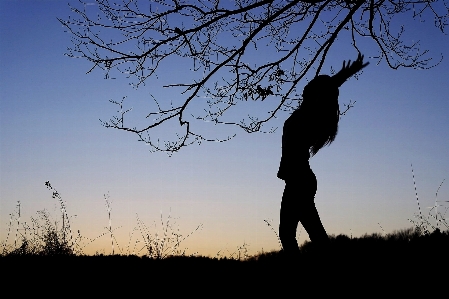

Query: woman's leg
279,182,301,254
279,174,328,254
297,201,328,245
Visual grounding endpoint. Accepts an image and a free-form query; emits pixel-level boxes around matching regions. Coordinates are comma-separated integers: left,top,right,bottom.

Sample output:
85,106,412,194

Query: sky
1,0,448,257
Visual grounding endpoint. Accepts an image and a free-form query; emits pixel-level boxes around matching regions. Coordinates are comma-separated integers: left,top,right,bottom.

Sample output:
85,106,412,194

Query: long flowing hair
299,75,340,157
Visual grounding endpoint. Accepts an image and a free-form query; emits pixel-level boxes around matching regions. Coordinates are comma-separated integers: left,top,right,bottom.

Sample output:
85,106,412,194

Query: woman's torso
277,110,314,180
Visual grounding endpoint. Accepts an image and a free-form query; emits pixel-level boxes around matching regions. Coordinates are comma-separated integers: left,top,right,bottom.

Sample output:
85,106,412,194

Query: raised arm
332,53,369,87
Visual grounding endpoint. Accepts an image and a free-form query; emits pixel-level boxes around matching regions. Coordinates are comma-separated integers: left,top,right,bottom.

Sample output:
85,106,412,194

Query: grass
2,174,447,297
1,174,448,273
1,182,204,258
2,181,441,299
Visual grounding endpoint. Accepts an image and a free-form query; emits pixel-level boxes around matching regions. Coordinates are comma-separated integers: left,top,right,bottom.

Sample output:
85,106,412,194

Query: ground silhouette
2,228,447,296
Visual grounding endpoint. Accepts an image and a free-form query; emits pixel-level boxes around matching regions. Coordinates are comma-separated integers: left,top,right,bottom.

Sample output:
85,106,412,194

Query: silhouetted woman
278,54,369,255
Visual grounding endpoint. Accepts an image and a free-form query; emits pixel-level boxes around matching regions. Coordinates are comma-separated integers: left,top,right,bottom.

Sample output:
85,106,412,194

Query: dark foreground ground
2,229,448,296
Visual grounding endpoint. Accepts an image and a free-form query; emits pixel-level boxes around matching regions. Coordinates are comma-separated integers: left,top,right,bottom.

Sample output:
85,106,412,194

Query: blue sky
1,0,448,257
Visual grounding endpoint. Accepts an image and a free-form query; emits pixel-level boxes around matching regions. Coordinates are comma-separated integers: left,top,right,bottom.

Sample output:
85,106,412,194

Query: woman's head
300,75,340,156
302,75,338,99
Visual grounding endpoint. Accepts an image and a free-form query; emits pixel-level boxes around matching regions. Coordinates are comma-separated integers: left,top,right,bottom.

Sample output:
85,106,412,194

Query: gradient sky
1,0,448,257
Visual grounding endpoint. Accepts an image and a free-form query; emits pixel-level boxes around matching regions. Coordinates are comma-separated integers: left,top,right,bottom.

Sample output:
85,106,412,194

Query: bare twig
59,0,448,153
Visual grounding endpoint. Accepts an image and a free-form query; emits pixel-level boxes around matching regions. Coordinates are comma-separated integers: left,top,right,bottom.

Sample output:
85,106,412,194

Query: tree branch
59,0,448,153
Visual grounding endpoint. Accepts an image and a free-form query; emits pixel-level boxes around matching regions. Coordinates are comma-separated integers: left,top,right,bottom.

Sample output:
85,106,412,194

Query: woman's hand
333,53,369,87
341,53,370,74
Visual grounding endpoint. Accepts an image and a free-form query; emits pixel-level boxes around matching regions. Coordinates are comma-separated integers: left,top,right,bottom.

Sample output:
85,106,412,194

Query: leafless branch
59,0,448,153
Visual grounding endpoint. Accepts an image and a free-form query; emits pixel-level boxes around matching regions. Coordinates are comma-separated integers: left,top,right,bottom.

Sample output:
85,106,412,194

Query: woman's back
277,109,313,180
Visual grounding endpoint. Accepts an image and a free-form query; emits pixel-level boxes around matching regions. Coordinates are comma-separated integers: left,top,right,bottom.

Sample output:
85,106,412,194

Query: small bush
1,182,201,258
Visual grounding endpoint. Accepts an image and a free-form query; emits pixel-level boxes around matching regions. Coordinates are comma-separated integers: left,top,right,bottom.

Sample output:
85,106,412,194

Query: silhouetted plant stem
14,201,20,249
104,193,114,255
411,164,425,234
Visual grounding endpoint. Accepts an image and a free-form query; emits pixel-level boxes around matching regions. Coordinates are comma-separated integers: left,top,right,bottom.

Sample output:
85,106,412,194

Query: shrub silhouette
1,182,201,258
2,179,447,261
